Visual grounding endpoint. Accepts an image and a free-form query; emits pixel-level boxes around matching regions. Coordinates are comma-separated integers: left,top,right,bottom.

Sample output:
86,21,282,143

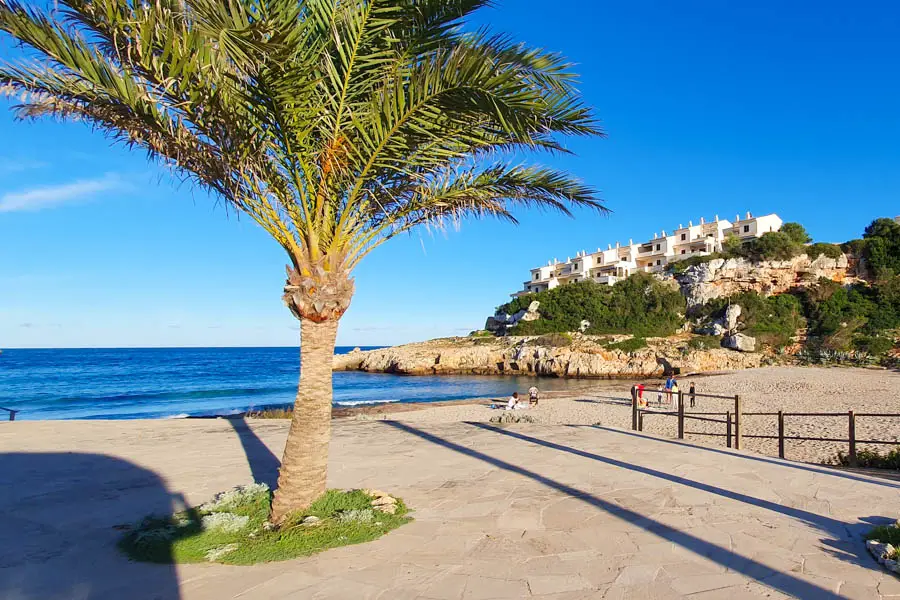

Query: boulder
722,333,756,352
579,319,591,333
696,322,725,337
485,315,506,332
724,305,742,332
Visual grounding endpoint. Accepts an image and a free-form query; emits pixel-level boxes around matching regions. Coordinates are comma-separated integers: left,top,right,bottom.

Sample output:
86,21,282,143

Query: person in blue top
664,375,676,406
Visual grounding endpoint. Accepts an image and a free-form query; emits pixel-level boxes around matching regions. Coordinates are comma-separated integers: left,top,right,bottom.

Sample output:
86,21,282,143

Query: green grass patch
686,335,722,351
604,337,647,353
119,486,411,565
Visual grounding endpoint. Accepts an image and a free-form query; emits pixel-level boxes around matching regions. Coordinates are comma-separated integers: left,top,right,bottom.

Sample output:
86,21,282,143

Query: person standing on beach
528,386,540,407
637,383,645,407
689,382,696,408
664,375,675,406
656,385,664,407
670,381,680,410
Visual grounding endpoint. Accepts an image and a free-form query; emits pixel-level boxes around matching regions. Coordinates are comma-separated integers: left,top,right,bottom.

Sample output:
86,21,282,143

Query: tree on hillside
0,1,605,522
780,222,811,245
863,218,900,276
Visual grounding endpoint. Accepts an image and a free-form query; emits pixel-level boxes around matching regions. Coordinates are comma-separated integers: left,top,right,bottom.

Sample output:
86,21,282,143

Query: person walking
528,385,540,407
689,382,696,408
664,375,675,406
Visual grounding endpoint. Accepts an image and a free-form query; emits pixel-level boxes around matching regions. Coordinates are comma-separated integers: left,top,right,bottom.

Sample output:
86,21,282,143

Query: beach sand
348,366,900,465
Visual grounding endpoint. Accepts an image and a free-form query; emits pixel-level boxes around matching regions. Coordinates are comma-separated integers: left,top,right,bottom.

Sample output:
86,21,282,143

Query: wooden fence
629,389,900,463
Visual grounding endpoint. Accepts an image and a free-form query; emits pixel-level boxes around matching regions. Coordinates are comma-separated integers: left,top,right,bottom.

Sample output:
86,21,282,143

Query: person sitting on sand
506,392,520,410
528,386,539,407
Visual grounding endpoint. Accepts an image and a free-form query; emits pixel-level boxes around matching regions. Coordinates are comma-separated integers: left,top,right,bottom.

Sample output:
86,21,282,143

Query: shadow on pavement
226,417,281,488
585,424,900,490
384,420,852,599
0,452,182,600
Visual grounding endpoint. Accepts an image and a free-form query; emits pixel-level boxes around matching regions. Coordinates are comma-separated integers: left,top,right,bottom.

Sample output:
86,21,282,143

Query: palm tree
0,0,606,523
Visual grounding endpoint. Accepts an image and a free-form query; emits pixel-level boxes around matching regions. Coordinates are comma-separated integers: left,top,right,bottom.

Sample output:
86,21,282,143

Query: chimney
653,233,658,239
688,220,693,227
698,216,703,224
616,241,620,248
661,229,666,236
607,243,612,250
715,214,719,222
736,214,740,222
747,211,752,219
629,238,633,245
679,223,683,229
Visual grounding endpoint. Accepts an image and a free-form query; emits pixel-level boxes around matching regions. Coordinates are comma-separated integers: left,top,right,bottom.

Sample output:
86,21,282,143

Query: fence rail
0,406,18,421
628,388,900,462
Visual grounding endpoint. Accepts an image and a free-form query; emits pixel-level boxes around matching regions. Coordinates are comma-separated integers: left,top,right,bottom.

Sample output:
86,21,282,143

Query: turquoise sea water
0,347,597,420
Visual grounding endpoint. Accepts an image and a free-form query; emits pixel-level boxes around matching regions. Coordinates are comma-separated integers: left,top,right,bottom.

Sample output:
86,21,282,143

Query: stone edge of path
867,539,900,577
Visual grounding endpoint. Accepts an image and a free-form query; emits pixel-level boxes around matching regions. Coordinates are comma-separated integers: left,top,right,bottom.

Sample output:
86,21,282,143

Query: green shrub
743,231,801,261
866,524,900,554
534,332,573,347
501,274,685,338
780,222,812,245
863,218,900,277
801,277,900,342
690,291,804,348
721,235,745,258
853,335,895,356
468,330,494,338
687,335,722,351
836,447,900,470
806,243,843,260
604,337,647,353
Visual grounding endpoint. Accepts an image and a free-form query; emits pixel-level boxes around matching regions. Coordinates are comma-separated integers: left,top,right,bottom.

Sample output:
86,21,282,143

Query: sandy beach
353,366,900,465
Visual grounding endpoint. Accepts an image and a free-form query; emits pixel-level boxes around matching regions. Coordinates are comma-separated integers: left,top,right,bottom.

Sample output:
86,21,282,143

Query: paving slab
1,418,899,599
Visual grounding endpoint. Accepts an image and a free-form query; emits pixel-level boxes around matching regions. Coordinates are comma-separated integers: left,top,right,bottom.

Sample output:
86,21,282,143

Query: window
655,244,660,251
681,250,686,254
534,274,539,280
656,260,661,266
681,234,686,241
744,225,750,233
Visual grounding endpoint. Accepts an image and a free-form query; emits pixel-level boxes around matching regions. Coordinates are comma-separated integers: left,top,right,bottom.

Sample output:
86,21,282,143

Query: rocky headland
333,334,763,378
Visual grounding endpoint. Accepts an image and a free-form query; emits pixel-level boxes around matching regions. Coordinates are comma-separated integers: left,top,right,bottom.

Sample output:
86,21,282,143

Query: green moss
119,487,411,565
604,337,647,353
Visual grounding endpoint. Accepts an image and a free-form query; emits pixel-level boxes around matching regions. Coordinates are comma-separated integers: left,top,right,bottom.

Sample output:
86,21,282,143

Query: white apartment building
516,212,782,296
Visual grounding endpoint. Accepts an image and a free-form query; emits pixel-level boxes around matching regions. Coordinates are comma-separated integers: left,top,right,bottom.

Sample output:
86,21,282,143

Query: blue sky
1,0,899,348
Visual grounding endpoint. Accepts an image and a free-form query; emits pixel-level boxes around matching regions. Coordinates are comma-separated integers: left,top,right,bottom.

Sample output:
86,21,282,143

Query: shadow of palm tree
383,420,866,600
0,452,182,600
225,417,281,489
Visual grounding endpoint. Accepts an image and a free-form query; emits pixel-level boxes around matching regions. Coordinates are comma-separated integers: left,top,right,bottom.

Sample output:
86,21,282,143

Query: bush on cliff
690,291,805,348
801,276,900,349
863,217,900,277
604,337,647,353
502,274,685,337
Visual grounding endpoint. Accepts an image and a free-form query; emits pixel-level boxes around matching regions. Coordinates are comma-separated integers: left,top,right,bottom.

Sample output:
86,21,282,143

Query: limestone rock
677,254,854,308
301,515,321,526
722,333,757,353
696,322,725,337
724,305,742,332
579,320,591,333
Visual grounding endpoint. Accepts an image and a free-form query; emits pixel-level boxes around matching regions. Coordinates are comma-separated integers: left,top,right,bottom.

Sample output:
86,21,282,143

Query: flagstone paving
3,417,900,599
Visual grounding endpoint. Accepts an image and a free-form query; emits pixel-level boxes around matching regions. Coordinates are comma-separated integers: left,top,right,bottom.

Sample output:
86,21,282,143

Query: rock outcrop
334,335,763,378
722,333,756,352
676,254,853,308
486,301,540,333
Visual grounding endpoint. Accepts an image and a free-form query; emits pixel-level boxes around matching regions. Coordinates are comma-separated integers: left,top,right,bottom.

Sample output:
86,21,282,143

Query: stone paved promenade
3,418,900,599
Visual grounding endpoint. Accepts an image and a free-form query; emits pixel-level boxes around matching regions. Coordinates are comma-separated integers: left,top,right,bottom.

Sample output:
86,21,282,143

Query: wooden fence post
778,411,785,459
631,387,638,431
726,411,732,448
638,411,644,432
848,410,857,466
677,391,684,439
734,394,742,450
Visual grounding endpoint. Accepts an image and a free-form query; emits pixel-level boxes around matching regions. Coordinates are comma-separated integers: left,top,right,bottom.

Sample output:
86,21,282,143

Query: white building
515,212,781,296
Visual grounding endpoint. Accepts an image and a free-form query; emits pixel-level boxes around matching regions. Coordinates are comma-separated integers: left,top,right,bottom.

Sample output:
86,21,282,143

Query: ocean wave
49,385,295,405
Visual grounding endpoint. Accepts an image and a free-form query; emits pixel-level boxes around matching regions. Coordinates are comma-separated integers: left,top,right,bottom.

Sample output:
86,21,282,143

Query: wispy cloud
0,159,47,174
0,174,125,212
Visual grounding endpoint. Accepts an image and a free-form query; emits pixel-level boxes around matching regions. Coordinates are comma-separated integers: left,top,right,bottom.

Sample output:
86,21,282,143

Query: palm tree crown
0,0,606,520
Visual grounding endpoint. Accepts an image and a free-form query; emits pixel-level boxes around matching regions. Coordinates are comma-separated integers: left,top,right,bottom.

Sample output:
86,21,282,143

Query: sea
0,347,604,421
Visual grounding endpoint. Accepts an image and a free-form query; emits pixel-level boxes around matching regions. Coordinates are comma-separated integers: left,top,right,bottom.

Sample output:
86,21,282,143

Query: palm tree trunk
270,317,339,523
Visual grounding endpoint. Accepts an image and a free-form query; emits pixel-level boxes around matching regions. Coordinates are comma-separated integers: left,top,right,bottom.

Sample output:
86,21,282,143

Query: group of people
503,386,540,410
632,377,697,409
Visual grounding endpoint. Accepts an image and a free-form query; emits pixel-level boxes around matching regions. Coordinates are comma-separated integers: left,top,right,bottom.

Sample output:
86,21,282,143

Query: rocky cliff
334,335,763,378
676,253,855,308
